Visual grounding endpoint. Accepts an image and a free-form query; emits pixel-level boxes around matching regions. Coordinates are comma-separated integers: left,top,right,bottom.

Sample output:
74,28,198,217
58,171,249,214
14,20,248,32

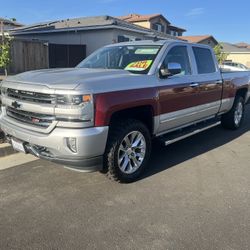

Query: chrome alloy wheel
234,101,243,126
118,131,146,174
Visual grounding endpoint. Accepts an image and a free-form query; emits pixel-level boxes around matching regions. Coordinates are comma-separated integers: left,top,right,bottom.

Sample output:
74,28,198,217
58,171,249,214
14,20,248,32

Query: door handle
215,80,223,84
189,83,200,88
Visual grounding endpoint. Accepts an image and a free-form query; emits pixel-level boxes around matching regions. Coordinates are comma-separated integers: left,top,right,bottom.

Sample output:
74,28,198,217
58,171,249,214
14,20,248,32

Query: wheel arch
236,87,248,103
109,105,155,135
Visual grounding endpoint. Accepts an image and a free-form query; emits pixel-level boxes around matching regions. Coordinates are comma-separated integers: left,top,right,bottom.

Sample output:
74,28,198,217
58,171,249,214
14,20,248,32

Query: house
0,17,23,31
118,14,186,37
235,42,250,50
221,42,250,67
10,15,179,71
178,35,218,47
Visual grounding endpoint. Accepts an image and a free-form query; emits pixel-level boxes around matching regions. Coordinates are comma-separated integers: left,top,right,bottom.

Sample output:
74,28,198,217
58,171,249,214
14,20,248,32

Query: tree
0,36,11,76
213,43,228,64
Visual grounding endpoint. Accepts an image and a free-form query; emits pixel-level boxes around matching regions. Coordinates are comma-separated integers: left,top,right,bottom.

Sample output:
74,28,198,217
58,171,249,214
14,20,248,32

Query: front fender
94,88,159,126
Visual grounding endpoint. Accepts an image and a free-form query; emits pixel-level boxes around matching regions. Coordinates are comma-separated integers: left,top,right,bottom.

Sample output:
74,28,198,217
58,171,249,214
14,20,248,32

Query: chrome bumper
0,118,109,171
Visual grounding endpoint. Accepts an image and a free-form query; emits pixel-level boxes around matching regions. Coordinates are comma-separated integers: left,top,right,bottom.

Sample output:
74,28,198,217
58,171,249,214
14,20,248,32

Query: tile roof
178,35,216,43
118,14,187,33
235,42,250,49
221,42,250,53
118,14,165,22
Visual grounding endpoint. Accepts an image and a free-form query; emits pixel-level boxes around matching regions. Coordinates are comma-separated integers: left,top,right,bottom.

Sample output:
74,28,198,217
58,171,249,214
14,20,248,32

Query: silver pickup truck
0,40,250,182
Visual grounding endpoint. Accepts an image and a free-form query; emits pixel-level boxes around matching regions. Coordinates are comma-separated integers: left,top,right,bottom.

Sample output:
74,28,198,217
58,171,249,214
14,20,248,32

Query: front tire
221,96,245,130
104,119,151,183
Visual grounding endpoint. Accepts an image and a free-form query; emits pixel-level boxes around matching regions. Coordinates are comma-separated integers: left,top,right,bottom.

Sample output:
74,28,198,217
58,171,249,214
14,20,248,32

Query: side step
159,119,221,146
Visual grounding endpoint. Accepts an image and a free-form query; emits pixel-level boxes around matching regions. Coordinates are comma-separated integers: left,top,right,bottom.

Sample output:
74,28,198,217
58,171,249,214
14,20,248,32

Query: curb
0,143,17,158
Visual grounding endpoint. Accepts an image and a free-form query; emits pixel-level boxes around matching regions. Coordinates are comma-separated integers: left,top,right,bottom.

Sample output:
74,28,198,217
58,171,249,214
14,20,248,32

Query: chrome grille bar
7,88,56,104
6,107,55,128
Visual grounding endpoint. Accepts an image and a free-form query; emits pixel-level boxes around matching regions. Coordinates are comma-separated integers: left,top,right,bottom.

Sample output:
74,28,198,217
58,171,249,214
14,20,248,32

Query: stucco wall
14,28,159,57
199,39,217,48
133,21,151,29
14,29,115,56
150,17,168,31
227,53,250,67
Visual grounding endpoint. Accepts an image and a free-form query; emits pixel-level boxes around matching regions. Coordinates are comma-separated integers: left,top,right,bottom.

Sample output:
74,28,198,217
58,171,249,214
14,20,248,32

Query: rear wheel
104,119,151,183
221,96,245,130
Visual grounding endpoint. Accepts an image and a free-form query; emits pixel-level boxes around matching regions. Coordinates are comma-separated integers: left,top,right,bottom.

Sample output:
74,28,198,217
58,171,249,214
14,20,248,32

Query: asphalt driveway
0,107,250,250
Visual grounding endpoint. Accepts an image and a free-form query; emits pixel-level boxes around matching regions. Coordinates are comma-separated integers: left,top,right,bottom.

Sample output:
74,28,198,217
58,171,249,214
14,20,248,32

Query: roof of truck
106,39,185,47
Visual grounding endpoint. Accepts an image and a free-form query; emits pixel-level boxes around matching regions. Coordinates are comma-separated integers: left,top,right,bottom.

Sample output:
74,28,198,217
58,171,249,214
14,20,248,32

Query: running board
160,120,221,146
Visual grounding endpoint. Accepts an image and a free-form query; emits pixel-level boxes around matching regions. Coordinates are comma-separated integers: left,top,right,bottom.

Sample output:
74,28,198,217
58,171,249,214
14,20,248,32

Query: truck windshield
77,45,162,74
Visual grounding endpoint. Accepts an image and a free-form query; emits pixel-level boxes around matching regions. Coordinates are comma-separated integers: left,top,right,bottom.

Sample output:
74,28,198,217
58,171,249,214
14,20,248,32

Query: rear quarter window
193,47,216,74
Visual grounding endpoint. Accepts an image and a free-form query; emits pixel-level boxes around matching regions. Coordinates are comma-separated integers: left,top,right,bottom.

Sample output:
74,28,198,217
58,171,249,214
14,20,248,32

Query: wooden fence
9,39,49,74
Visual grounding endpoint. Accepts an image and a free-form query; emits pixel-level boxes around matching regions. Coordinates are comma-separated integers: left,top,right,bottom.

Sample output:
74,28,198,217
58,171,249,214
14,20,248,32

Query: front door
157,45,202,133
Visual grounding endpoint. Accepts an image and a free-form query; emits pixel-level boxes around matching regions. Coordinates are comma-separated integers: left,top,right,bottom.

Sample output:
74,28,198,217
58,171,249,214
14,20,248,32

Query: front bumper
0,118,109,171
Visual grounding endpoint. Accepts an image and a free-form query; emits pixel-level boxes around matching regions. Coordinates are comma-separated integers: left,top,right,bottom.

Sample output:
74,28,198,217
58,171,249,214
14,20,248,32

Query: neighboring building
10,15,179,70
118,14,186,37
235,42,250,49
221,42,250,67
178,35,218,47
0,17,23,31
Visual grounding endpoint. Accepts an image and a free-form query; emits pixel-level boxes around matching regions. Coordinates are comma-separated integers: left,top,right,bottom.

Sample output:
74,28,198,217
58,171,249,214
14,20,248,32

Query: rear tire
104,119,151,183
221,96,245,130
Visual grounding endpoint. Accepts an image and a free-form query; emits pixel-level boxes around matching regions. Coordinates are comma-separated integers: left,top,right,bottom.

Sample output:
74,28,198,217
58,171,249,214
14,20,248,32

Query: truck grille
6,107,55,128
7,88,56,104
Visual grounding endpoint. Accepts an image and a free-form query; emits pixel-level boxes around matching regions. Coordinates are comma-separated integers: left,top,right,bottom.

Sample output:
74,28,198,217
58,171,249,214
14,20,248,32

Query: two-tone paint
0,40,250,171
93,41,250,136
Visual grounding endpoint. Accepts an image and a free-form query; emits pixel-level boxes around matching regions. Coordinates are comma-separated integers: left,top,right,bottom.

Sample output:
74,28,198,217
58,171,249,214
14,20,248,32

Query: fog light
66,137,77,153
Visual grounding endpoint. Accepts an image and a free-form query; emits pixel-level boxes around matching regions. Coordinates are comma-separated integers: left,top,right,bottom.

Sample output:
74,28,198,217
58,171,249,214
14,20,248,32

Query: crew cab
0,40,250,182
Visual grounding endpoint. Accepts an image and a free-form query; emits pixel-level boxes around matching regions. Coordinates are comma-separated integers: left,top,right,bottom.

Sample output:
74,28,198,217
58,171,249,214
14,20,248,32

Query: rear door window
193,47,216,74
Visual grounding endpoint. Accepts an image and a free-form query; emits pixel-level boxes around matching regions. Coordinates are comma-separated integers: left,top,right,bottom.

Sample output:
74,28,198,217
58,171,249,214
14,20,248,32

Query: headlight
55,94,92,106
54,94,94,124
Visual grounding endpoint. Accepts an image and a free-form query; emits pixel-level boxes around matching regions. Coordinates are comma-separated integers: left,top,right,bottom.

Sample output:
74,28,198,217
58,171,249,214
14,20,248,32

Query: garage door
49,44,86,68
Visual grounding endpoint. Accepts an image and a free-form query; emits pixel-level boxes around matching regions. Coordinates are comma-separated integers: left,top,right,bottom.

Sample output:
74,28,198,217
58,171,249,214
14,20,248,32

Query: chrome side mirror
160,63,182,77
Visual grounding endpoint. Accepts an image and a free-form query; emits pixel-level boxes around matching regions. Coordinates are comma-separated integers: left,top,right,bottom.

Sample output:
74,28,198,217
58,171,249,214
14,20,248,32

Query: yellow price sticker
125,60,153,71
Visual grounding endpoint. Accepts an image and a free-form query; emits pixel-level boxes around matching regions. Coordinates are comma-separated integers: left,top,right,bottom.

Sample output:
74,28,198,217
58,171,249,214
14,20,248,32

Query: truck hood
3,68,153,93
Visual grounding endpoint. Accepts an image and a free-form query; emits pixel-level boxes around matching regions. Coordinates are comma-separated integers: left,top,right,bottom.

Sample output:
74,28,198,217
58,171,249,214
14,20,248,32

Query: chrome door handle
215,80,223,84
189,83,200,88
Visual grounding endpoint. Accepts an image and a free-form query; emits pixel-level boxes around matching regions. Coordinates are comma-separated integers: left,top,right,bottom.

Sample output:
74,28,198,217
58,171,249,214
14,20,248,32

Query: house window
170,30,178,36
152,23,165,33
118,35,130,43
118,35,141,43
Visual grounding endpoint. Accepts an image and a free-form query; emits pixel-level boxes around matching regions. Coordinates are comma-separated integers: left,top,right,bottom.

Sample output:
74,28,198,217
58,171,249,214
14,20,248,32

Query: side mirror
160,63,182,78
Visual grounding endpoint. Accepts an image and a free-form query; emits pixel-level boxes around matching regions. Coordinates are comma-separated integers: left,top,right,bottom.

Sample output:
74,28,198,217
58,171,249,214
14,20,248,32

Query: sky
1,0,250,43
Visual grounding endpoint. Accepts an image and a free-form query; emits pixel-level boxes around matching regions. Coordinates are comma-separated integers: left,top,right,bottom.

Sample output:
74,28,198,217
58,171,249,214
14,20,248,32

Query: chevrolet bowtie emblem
11,101,21,109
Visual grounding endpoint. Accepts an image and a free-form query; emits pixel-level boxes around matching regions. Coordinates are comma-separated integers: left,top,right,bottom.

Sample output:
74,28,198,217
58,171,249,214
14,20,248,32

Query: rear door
190,45,222,118
156,44,223,135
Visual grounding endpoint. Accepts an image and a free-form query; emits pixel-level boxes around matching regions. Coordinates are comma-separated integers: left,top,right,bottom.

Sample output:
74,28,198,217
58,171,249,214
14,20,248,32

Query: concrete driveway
1,107,250,250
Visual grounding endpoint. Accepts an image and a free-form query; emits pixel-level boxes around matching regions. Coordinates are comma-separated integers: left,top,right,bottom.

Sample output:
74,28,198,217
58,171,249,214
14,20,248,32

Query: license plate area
11,138,26,153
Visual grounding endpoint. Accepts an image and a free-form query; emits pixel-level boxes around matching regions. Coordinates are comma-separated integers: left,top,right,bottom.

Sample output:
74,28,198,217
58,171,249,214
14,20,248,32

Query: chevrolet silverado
0,40,250,182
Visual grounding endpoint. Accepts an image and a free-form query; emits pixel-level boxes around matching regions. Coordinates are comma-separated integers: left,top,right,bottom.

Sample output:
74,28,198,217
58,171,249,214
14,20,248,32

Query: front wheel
221,96,245,130
104,119,151,183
